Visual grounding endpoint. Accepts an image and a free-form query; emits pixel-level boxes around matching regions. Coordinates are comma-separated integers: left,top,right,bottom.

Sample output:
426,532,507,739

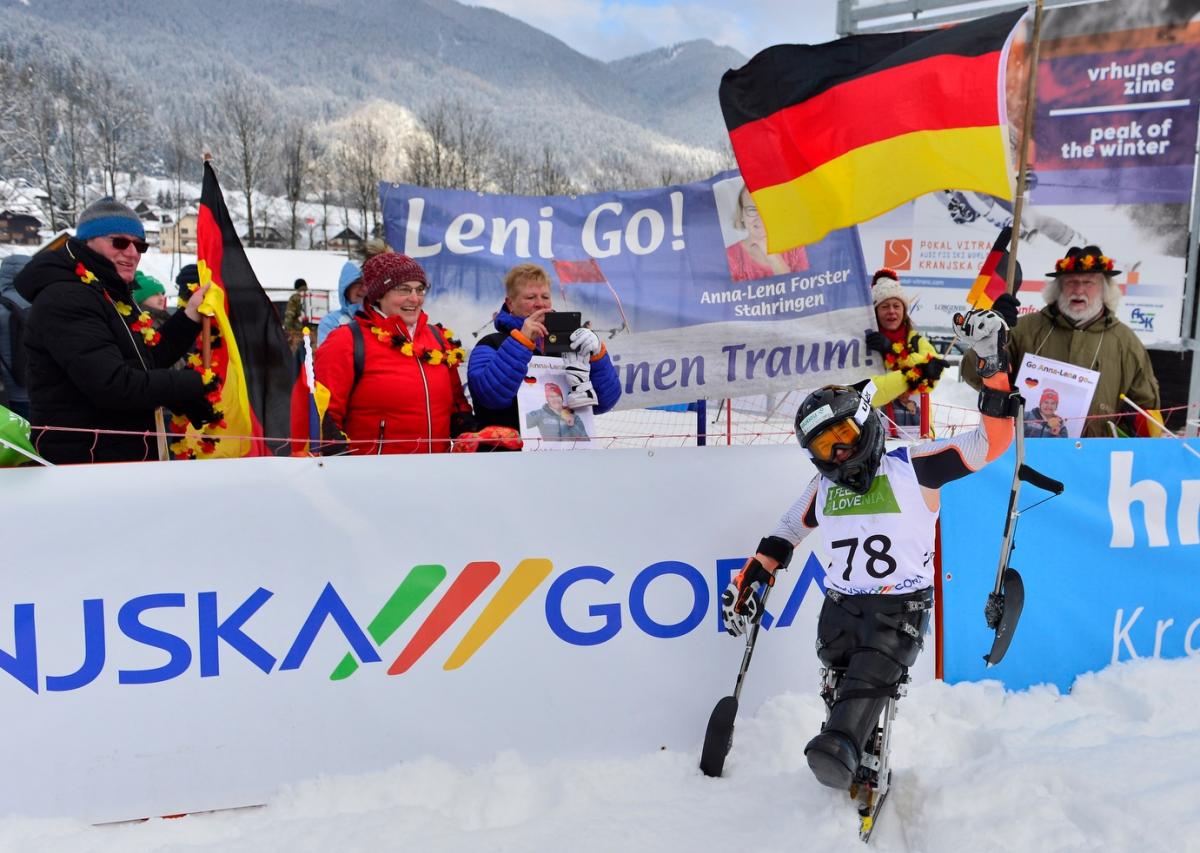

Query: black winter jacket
15,239,205,463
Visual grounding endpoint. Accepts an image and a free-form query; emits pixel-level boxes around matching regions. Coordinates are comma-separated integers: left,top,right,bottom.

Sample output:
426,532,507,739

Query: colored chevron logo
330,558,554,680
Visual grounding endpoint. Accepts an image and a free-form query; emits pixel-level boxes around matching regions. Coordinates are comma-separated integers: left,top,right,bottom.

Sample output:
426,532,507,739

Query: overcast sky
471,0,842,61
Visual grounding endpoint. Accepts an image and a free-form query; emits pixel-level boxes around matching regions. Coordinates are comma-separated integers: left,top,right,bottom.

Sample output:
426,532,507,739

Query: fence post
696,399,707,446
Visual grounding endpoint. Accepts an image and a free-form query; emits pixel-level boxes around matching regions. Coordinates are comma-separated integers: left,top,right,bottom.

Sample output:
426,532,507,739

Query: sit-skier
721,308,1015,791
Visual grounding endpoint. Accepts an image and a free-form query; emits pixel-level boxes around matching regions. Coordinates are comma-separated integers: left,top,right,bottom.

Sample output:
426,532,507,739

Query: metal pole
696,399,707,446
1005,0,1045,296
1184,102,1200,437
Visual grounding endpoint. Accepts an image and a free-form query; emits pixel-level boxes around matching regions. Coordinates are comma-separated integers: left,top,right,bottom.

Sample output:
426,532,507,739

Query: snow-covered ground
1,655,1195,853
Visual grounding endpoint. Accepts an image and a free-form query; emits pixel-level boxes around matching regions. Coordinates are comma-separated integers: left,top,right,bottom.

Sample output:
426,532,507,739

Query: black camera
543,311,581,356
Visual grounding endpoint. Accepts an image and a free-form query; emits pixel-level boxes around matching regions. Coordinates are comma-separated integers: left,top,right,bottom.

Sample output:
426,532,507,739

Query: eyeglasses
109,236,149,254
391,284,428,296
808,418,861,461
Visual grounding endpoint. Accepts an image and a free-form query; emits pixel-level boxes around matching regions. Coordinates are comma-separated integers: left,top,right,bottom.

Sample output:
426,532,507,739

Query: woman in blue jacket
468,263,620,433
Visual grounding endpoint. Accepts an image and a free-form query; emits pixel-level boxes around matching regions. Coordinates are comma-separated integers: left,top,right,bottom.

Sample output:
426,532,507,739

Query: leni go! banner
855,3,1200,344
380,171,874,409
0,447,936,822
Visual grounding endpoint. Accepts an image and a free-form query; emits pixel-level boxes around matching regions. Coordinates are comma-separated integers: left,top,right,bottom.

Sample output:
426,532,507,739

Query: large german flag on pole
719,9,1025,253
169,161,294,458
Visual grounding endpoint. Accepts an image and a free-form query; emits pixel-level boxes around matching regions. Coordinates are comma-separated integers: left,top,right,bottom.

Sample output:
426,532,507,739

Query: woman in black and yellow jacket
862,268,948,435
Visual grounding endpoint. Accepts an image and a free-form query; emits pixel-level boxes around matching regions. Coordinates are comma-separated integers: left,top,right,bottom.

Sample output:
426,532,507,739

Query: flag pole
201,152,214,369
1005,0,1045,295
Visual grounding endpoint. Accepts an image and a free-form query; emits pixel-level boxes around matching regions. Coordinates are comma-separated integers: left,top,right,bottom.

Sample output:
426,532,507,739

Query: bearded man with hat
13,196,216,463
314,251,485,454
962,245,1160,437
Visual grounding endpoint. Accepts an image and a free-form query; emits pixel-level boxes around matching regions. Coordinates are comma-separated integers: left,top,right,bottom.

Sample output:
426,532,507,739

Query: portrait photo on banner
714,176,810,284
517,356,596,449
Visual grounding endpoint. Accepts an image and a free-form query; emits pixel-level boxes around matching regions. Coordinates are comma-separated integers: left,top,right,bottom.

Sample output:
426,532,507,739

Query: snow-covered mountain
0,0,749,181
610,39,750,151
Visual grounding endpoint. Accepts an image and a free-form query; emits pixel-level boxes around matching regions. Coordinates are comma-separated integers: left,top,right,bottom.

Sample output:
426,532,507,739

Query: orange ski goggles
807,418,862,461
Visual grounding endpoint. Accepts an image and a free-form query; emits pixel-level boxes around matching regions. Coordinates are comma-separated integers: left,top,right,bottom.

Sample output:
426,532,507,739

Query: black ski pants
815,587,932,759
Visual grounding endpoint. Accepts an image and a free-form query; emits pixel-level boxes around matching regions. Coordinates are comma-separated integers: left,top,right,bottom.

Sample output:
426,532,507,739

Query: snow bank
2,655,1195,852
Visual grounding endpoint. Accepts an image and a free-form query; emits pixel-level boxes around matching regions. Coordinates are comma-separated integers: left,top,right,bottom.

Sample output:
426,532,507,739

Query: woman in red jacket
315,252,473,454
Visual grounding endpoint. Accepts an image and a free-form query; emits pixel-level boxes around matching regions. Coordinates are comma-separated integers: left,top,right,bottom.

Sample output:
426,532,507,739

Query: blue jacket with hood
467,302,621,430
316,261,362,347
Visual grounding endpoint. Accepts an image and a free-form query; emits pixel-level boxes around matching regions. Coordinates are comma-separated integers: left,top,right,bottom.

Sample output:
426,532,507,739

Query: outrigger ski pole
983,392,1063,666
700,586,771,777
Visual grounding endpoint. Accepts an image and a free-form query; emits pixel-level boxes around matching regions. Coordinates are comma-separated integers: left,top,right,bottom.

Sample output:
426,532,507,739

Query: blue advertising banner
941,438,1200,691
380,171,873,408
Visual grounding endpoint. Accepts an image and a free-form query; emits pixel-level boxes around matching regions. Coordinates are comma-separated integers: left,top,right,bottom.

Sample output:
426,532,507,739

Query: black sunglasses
109,235,150,254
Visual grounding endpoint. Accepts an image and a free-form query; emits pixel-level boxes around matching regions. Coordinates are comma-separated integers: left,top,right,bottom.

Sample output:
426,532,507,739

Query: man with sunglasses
14,196,215,463
721,307,1016,795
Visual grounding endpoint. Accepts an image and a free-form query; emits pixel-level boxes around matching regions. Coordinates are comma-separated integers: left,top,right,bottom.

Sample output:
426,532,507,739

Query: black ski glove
177,373,221,428
991,292,1020,328
923,357,949,383
320,417,350,456
179,397,219,429
864,331,891,357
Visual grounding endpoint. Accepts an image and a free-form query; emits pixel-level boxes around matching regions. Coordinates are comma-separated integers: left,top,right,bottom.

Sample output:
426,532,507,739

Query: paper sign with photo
517,356,597,450
1014,354,1099,439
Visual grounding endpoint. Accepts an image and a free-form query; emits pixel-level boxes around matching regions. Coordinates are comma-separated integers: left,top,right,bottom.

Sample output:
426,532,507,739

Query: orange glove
452,426,524,452
452,432,481,453
478,425,523,450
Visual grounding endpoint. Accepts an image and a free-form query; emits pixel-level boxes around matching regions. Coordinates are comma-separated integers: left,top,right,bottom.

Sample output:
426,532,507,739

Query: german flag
720,9,1024,252
170,161,294,458
966,226,1022,309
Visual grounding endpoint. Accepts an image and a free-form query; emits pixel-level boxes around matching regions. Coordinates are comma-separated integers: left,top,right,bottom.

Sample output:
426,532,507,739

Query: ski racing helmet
794,385,885,495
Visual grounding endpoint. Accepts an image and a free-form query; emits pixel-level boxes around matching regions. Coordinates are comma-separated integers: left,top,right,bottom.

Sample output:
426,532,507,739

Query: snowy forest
0,0,743,249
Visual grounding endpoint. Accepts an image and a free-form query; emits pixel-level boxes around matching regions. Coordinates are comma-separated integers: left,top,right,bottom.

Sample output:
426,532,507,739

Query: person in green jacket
962,245,1161,438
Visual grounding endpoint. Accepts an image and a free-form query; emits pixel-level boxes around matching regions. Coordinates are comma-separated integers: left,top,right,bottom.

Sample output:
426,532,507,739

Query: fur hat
362,253,428,304
870,268,909,309
75,196,145,242
1047,245,1121,278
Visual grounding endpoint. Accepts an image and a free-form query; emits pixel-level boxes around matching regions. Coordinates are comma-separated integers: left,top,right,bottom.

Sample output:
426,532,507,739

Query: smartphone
543,311,582,356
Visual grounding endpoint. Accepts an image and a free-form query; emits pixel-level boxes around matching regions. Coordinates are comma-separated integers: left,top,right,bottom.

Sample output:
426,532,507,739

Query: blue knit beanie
75,197,145,241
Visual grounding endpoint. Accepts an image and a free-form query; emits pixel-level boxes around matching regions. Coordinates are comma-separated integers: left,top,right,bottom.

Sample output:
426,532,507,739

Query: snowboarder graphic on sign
720,307,1016,834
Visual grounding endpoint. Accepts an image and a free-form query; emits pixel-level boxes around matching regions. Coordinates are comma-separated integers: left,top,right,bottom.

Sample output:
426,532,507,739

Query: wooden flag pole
201,152,214,369
1005,0,1045,296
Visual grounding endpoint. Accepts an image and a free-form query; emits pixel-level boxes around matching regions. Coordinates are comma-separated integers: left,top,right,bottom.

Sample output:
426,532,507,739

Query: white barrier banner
0,446,933,821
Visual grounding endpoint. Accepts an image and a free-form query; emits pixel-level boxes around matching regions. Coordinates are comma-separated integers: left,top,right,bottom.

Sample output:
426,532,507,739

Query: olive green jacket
962,305,1159,438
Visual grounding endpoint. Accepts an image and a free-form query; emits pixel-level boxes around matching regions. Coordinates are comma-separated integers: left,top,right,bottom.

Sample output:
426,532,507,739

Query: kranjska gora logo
0,554,830,693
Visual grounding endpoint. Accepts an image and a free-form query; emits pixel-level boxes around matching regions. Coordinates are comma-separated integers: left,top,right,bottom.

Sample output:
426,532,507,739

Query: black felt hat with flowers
1046,245,1120,278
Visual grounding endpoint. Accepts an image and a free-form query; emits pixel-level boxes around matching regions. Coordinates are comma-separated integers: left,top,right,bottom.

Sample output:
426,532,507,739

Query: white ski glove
562,351,597,409
720,559,774,637
954,308,1009,378
566,382,597,410
569,327,602,359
